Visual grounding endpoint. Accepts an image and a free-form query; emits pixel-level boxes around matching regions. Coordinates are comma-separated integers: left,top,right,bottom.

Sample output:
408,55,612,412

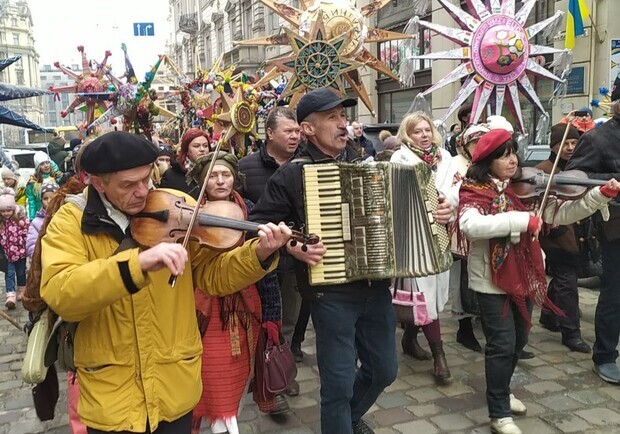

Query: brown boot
402,324,431,360
429,341,452,385
16,286,25,302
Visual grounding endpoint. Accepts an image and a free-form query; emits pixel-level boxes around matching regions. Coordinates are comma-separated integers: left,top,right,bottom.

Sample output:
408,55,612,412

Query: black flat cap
296,88,357,123
81,131,158,174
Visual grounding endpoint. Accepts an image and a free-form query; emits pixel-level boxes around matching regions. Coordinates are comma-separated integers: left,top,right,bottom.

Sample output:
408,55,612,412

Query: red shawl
456,178,562,327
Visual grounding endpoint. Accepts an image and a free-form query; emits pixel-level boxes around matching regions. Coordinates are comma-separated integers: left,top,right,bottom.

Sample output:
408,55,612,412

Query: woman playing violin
186,152,287,433
456,128,620,434
39,131,291,434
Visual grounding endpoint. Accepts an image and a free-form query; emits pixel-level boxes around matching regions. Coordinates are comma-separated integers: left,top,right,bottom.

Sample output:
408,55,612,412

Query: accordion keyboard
303,165,348,284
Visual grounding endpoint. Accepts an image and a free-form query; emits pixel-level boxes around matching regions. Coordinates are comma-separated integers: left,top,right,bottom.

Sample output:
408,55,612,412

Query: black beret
81,131,158,174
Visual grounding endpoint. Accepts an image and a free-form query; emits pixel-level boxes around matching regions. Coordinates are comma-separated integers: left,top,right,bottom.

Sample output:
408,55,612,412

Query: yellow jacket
41,189,277,432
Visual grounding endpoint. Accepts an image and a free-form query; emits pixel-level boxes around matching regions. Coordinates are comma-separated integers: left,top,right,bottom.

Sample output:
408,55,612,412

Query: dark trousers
311,289,398,434
540,257,580,339
478,293,532,418
291,298,311,345
87,412,192,434
593,238,620,365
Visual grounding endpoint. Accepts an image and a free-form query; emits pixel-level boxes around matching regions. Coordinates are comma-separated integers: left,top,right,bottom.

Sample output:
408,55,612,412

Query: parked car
3,149,38,179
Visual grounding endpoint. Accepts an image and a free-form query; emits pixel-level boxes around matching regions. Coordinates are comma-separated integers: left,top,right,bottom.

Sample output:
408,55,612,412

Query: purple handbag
392,278,432,326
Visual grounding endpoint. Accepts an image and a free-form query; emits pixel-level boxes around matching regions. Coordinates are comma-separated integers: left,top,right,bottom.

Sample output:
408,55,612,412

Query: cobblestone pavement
2,287,620,433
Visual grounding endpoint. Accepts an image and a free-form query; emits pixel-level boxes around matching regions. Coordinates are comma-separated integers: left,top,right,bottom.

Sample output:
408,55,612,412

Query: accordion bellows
303,162,453,286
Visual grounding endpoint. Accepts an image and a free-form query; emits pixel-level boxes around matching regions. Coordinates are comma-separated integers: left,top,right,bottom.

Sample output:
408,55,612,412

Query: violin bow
169,136,226,287
536,118,575,220
0,310,23,331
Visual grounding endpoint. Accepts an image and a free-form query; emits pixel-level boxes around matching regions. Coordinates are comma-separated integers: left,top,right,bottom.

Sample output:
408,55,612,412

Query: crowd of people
1,83,619,434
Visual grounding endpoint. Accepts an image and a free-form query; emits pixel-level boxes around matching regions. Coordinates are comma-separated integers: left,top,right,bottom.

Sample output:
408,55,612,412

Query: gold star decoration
214,85,257,150
235,0,413,114
267,14,363,107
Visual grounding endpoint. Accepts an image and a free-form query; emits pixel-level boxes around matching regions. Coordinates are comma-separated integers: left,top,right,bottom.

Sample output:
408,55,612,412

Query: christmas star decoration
214,84,257,152
237,0,412,114
403,0,569,132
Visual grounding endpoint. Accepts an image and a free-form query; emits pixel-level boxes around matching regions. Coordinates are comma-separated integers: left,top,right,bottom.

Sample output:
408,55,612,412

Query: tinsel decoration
411,0,431,16
515,133,530,161
542,10,565,42
402,16,419,51
406,93,433,117
535,113,550,146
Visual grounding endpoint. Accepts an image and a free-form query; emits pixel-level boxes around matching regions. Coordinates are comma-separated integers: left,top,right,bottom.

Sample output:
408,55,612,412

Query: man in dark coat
351,121,375,157
251,89,399,434
566,76,620,383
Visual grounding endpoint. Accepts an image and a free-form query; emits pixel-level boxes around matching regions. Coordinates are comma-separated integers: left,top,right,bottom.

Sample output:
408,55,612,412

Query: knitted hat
0,167,17,182
487,116,515,133
0,188,16,211
471,129,513,163
39,180,59,197
460,124,490,147
33,151,51,168
550,123,580,148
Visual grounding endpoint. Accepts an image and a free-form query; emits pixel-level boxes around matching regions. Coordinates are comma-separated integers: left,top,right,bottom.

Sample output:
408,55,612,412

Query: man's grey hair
266,107,297,133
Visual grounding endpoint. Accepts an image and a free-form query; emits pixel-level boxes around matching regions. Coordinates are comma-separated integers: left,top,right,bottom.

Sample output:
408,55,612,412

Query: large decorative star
214,85,257,151
267,15,362,107
236,0,412,114
404,0,569,132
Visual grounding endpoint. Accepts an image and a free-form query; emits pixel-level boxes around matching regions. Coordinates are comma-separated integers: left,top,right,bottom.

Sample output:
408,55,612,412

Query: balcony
179,13,198,34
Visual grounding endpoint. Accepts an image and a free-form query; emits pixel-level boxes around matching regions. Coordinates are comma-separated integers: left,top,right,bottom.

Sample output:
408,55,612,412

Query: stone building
0,0,43,147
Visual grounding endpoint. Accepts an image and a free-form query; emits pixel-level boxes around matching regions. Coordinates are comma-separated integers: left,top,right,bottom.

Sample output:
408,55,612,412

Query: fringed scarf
456,177,562,328
405,142,442,171
194,190,261,358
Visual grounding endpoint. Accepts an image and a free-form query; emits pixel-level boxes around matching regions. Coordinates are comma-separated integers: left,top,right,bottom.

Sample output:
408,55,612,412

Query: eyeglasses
159,144,174,152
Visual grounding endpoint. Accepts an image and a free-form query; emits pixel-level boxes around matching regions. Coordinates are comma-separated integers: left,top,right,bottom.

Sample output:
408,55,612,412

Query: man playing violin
251,89,401,434
40,131,292,434
566,76,620,385
536,123,591,353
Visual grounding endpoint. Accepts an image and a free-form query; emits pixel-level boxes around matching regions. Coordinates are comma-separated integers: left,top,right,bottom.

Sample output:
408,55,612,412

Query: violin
512,167,607,201
130,190,319,252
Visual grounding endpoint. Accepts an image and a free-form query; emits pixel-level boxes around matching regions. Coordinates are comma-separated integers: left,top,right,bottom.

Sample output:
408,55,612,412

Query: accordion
303,162,452,286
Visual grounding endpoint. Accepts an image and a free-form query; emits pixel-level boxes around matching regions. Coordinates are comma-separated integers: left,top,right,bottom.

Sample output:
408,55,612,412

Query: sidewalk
1,287,620,433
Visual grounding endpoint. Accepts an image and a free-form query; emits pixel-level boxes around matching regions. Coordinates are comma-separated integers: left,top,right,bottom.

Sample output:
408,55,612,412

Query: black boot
429,341,452,385
456,317,482,352
402,323,431,360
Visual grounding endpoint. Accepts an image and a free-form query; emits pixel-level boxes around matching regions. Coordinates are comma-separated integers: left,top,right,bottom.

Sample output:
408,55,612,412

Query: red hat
471,129,512,163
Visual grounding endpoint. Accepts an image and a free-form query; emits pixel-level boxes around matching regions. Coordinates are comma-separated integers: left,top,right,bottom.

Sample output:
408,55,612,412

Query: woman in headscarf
186,151,285,434
160,128,210,199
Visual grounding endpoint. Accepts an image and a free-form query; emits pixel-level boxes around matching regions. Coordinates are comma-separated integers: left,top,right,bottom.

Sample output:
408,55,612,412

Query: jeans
477,293,532,419
311,289,398,434
540,257,580,339
291,298,311,346
87,412,192,434
5,258,26,293
593,238,620,365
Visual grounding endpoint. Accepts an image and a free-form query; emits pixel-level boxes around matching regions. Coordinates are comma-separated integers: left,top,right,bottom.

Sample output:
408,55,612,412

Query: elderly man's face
91,165,152,215
351,122,363,138
301,106,349,158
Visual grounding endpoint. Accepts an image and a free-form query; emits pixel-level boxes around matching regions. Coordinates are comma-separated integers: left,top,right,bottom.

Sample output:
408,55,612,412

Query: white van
3,149,38,179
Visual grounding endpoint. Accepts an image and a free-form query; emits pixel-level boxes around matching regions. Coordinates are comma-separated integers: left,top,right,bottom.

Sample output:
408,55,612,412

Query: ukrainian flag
565,0,590,49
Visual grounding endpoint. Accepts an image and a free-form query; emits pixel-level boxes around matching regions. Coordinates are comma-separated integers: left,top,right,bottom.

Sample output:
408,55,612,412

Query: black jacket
238,145,281,204
355,135,376,157
566,114,620,241
250,141,389,301
159,160,200,200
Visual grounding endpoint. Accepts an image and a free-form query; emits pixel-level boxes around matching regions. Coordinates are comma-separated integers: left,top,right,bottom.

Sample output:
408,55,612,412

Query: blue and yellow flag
565,0,590,49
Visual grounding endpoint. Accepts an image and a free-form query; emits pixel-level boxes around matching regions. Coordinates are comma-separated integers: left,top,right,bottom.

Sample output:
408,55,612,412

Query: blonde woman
390,112,460,385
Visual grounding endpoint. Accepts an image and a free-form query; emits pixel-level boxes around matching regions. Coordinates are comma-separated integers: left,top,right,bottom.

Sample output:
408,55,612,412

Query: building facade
39,63,85,128
0,0,43,147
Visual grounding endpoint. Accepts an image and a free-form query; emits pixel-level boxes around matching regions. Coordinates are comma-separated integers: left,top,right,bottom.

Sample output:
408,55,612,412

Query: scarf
456,177,562,327
194,190,260,357
548,152,567,171
184,157,195,173
405,142,442,171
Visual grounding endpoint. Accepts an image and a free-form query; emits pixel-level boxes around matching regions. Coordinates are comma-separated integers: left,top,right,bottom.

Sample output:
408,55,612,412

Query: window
11,18,17,27
378,25,431,78
12,33,19,45
378,89,431,123
204,35,212,66
158,86,164,91
53,75,61,80
216,21,224,57
16,70,24,85
267,11,279,33
241,0,252,38
0,33,4,43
